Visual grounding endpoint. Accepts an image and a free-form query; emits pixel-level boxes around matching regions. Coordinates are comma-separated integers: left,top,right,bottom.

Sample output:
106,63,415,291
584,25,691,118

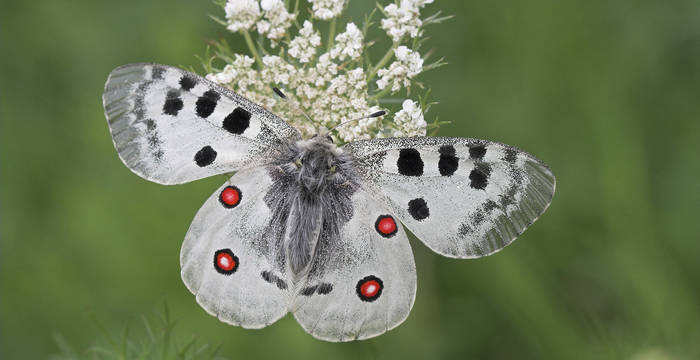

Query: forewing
292,189,416,341
180,166,292,328
344,137,555,258
103,63,300,184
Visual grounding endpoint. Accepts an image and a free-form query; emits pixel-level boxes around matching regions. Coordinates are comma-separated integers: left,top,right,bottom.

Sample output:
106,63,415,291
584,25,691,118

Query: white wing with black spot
344,137,555,258
103,63,300,185
292,188,416,341
180,166,293,328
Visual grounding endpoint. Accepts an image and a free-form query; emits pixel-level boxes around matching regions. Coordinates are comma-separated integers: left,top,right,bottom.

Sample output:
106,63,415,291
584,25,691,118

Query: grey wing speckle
344,137,555,258
103,63,300,185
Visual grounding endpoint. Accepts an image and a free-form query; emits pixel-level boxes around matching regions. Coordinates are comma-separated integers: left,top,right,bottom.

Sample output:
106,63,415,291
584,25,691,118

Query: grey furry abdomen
265,136,359,276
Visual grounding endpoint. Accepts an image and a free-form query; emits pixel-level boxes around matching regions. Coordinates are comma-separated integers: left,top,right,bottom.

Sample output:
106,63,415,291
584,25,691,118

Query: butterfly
102,63,555,341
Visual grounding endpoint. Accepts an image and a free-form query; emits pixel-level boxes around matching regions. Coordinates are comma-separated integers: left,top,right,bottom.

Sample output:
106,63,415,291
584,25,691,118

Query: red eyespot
219,186,241,208
214,249,239,275
356,275,383,302
375,215,397,238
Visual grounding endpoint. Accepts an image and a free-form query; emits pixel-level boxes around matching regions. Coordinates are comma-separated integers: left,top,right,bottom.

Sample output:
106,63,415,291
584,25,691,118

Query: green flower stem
367,42,398,82
326,18,337,52
369,86,392,102
243,30,264,69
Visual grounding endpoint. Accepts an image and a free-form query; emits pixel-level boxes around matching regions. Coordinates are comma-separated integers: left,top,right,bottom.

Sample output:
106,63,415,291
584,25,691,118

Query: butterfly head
289,135,350,192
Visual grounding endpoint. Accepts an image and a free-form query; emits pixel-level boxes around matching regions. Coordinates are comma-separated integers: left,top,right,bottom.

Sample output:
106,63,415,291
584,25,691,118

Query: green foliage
51,304,224,360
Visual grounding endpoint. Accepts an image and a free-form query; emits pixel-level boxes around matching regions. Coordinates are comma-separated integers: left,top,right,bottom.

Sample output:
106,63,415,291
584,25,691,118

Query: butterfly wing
344,137,555,258
180,166,293,328
103,63,300,184
292,188,416,341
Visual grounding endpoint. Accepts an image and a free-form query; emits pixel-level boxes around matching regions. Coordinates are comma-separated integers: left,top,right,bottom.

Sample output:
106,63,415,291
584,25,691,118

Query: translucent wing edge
449,158,555,259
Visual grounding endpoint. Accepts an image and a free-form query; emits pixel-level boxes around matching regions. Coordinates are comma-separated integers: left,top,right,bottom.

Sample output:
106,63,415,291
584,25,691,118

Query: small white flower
312,53,339,86
376,46,424,92
207,64,237,84
257,0,295,42
205,54,257,89
413,0,434,6
330,22,363,61
380,0,431,42
392,99,426,136
261,55,296,85
309,0,345,20
225,0,261,32
346,68,366,90
289,21,322,63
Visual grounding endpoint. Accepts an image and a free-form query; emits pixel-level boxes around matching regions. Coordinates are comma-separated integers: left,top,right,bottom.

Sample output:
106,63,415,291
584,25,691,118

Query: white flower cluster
376,46,424,92
392,99,427,136
205,54,257,90
381,0,434,42
257,0,295,43
330,23,363,61
225,0,260,32
225,0,294,43
289,21,321,63
210,0,441,142
309,0,345,20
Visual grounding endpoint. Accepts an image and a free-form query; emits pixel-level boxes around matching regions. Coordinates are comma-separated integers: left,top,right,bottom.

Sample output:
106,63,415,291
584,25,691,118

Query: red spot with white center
361,281,379,297
375,215,397,238
213,249,239,275
219,186,241,208
356,275,383,302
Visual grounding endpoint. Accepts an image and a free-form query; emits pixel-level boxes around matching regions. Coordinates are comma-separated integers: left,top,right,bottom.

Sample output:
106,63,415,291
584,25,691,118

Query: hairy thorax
267,135,359,277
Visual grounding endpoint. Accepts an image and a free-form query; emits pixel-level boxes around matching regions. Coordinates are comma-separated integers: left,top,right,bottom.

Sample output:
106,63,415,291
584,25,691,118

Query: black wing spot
223,107,251,134
317,283,333,295
469,166,490,190
408,198,430,221
438,144,456,156
438,145,458,176
469,145,486,160
261,271,287,290
151,66,165,79
504,149,518,163
397,148,423,176
163,90,183,116
196,90,220,118
194,146,217,167
300,285,318,296
179,75,197,91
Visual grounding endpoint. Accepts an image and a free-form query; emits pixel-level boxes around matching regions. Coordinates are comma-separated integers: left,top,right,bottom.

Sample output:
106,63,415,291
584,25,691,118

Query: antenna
272,87,312,123
329,110,387,132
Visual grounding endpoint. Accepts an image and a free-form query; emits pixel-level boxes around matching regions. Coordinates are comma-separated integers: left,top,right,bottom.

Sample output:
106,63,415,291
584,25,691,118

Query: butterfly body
267,135,359,276
103,63,556,341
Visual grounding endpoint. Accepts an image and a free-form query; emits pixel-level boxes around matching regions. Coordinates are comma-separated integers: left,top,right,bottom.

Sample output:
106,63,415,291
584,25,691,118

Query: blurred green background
2,0,700,358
